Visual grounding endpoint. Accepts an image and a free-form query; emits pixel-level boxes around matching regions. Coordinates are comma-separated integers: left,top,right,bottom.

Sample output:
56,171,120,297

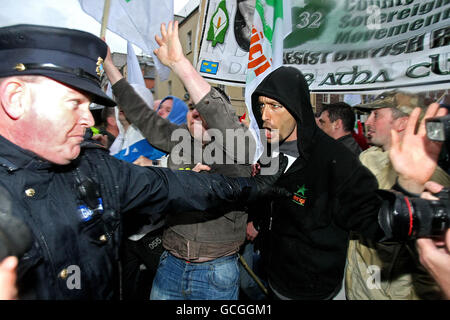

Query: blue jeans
150,251,240,300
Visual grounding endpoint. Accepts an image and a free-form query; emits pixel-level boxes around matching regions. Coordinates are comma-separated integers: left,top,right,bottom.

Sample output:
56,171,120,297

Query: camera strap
391,178,421,198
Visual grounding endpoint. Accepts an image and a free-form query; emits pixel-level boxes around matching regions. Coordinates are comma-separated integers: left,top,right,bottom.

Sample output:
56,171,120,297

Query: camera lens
426,121,446,141
377,190,450,241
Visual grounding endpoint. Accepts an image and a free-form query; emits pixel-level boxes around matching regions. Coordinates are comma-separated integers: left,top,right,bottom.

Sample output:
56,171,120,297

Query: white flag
244,0,292,163
125,40,154,111
109,40,158,159
78,0,173,80
126,41,146,87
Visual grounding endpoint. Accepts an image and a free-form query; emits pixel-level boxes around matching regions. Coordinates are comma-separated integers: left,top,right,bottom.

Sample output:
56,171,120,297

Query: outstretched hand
154,20,185,68
133,155,154,167
192,163,212,173
390,103,447,193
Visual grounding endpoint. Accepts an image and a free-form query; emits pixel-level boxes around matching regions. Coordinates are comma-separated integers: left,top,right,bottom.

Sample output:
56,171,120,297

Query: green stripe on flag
255,0,284,44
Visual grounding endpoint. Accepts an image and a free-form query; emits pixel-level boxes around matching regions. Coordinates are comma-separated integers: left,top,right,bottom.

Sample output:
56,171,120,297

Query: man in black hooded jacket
250,66,386,300
251,66,447,300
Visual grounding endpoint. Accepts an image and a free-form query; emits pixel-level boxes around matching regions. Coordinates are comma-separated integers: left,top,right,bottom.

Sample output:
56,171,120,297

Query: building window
186,31,192,53
322,94,331,104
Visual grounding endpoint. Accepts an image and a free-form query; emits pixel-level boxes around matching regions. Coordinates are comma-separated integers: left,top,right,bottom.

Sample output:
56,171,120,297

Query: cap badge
14,63,26,72
96,57,104,77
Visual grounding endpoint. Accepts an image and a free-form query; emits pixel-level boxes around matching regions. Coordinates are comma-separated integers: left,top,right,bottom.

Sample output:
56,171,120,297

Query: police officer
0,24,286,299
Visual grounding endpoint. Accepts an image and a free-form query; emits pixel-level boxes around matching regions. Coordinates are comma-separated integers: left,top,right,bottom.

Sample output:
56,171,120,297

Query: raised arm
103,40,123,86
102,38,180,153
155,21,255,161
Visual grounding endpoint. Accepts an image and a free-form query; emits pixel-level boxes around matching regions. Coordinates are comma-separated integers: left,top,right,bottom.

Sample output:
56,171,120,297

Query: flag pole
100,0,111,38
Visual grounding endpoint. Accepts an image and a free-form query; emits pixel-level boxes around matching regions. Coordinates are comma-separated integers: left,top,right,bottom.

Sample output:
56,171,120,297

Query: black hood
251,66,318,161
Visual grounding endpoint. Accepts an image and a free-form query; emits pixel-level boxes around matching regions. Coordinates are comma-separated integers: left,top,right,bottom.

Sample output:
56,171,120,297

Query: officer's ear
0,77,29,120
333,119,342,131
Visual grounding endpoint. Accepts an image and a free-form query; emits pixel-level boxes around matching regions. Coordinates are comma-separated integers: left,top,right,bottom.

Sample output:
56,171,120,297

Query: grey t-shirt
279,140,299,158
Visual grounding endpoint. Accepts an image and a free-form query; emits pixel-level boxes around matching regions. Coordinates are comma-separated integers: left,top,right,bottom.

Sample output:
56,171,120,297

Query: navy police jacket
0,135,250,299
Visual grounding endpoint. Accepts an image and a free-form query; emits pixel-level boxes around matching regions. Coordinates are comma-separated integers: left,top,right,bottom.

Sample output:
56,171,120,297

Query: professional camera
377,112,450,241
377,189,450,241
425,113,450,149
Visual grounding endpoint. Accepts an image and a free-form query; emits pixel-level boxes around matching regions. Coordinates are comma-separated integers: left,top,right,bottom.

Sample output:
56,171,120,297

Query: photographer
389,102,449,299
346,97,449,300
417,181,450,299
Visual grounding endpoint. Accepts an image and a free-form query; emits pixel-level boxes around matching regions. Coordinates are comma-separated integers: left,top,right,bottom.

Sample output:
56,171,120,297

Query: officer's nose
85,112,95,128
80,105,95,128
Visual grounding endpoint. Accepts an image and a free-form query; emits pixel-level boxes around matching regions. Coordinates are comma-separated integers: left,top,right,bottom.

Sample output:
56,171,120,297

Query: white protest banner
197,0,449,94
78,0,173,81
196,0,256,86
284,0,449,94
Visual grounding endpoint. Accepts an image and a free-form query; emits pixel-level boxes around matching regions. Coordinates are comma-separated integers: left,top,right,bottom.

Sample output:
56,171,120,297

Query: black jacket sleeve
331,152,385,241
98,152,255,217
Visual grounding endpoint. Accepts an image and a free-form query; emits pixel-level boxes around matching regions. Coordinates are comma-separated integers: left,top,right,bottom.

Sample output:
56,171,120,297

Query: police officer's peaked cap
0,24,116,107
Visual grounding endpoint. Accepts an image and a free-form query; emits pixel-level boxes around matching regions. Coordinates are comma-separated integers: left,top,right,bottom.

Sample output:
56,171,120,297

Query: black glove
207,154,290,209
247,153,291,201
